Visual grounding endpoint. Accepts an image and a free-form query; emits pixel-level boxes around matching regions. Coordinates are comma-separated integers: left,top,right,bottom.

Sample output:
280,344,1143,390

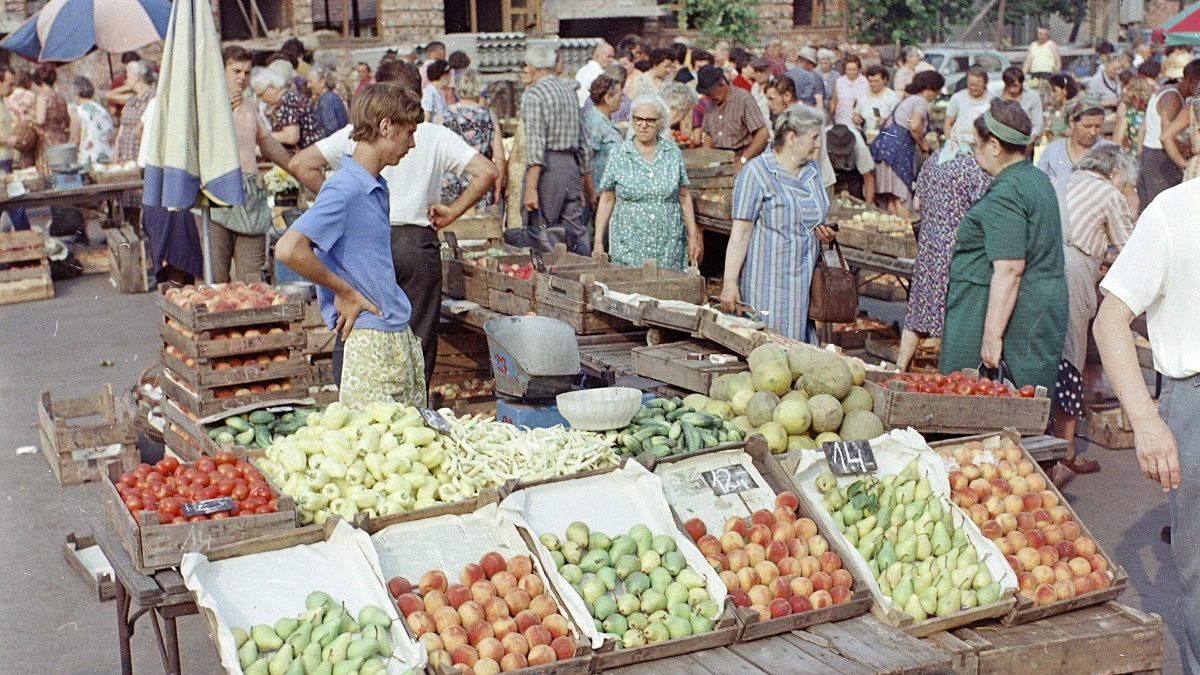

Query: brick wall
377,0,444,41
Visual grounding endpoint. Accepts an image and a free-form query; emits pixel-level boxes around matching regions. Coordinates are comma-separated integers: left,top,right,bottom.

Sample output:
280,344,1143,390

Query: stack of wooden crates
155,290,308,457
0,230,53,305
301,299,337,404
685,148,734,229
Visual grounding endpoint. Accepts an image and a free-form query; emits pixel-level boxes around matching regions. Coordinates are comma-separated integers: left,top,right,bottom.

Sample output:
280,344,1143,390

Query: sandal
1060,456,1101,474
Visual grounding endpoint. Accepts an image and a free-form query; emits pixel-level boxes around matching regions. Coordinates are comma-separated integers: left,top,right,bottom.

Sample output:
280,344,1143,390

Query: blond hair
350,83,422,142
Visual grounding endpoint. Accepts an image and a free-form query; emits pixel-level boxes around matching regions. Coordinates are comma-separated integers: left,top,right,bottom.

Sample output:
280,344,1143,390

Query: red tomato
242,498,264,511
189,515,209,522
143,471,164,486
955,383,973,396
123,495,143,512
213,451,237,466
267,498,278,511
171,516,188,524
254,505,273,514
217,463,239,478
1019,385,1036,398
935,375,949,387
181,467,199,483
201,486,221,500
154,483,176,499
155,457,180,476
210,511,230,519
141,496,158,512
249,484,273,501
216,478,236,496
195,457,216,474
119,473,138,488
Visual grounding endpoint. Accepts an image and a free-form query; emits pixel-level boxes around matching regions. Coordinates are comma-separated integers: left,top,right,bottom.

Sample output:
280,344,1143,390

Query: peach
477,636,504,661
1016,458,1035,476
996,459,1015,479
388,576,412,598
428,649,452,670
523,624,552,648
771,522,794,542
768,578,793,599
542,614,569,639
397,592,424,618
751,509,775,527
1015,547,1042,572
451,645,480,667
737,567,761,591
775,491,800,512
754,560,780,585
471,580,497,605
485,597,511,622
1034,583,1058,606
491,616,518,640
831,569,854,589
529,594,558,619
745,543,767,567
518,574,544,598
995,538,1013,556
1074,536,1097,556
1042,524,1064,546
746,524,771,546
1039,490,1060,509
527,644,557,666
1089,570,1111,590
459,601,487,627
819,551,842,574
984,495,1005,517
1052,561,1072,583
1026,473,1047,492
789,594,814,614
491,571,518,597
955,486,980,508
991,478,1013,497
980,463,998,480
1005,554,1023,574
1068,556,1092,577
551,636,576,660
773,506,798,525
724,516,747,536
969,478,993,498
1038,545,1059,566
696,534,722,558
1056,541,1077,560
514,609,541,634
1003,494,1024,515
466,620,494,647
1060,521,1082,542
777,557,800,576
442,625,469,652
1072,575,1096,596
798,555,820,578
727,550,750,572
1020,492,1042,512
1052,579,1076,601
1031,565,1055,585
810,571,833,592
748,584,773,607
1006,530,1029,552
1017,571,1037,591
789,575,814,598
806,535,829,557
949,470,968,491
788,537,810,559
446,584,472,609
1009,475,1030,495
479,552,507,579
407,610,437,636
793,518,819,540
719,570,739,590
421,570,449,595
499,653,528,672
968,504,990,526
706,553,727,571
434,605,463,632
1025,529,1046,550
1016,512,1037,533
830,586,854,605
1085,554,1108,574
749,604,770,622
769,597,792,618
1048,505,1071,525
996,513,1019,534
728,589,751,608
961,463,982,480
425,589,449,614
504,588,531,615
720,531,745,554
458,559,487,586
809,589,833,609
420,633,445,654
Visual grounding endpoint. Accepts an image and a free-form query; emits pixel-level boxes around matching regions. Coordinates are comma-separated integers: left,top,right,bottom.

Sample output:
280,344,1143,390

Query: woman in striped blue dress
720,108,836,342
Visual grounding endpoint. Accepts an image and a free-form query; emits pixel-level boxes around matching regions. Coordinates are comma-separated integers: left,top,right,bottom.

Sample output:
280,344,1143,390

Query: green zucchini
253,424,272,448
207,425,234,440
248,410,275,425
225,415,250,432
234,428,255,445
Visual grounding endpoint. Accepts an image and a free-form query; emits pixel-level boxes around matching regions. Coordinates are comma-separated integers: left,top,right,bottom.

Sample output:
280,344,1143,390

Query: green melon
773,399,812,436
808,393,845,434
746,391,781,428
840,386,874,413
801,350,854,400
839,410,885,441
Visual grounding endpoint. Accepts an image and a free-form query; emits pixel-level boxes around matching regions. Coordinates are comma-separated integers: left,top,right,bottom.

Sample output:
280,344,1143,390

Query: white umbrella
140,0,244,283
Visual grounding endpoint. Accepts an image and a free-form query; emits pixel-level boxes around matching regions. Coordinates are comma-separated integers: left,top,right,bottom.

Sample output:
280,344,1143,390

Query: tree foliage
847,0,1087,46
681,0,760,47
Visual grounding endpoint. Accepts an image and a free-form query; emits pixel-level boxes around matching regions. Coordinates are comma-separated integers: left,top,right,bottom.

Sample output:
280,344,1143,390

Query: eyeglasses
632,116,661,126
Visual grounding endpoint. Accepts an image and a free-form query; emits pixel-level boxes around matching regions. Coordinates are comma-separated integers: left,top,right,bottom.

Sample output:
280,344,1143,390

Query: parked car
922,46,1011,97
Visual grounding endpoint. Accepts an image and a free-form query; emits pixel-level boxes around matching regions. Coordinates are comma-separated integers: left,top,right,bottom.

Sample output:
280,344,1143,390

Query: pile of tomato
500,262,536,280
113,454,280,524
888,371,1037,398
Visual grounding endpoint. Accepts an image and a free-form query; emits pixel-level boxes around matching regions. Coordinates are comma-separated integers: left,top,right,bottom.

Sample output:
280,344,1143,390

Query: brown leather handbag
809,239,858,324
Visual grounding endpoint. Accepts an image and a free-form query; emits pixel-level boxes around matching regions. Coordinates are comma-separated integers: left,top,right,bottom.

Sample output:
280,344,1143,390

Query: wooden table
1,179,142,222
90,518,197,675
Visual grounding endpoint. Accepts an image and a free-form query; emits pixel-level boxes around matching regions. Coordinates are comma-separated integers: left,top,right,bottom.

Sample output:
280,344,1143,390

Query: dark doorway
794,0,814,26
558,17,646,44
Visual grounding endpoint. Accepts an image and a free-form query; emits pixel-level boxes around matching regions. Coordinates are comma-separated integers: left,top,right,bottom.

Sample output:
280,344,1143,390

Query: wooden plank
159,319,305,360
630,341,747,394
63,532,116,601
0,275,53,305
159,367,305,418
90,518,162,603
0,229,45,263
155,287,303,332
0,258,49,282
806,615,953,673
675,647,765,675
730,635,853,673
921,630,981,675
39,385,138,485
1081,403,1135,450
159,347,311,388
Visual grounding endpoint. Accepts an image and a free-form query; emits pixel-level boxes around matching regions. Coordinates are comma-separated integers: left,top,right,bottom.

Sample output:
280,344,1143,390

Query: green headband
983,110,1032,146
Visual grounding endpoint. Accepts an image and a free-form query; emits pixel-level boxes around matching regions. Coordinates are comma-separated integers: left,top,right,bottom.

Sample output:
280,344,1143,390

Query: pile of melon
701,344,884,453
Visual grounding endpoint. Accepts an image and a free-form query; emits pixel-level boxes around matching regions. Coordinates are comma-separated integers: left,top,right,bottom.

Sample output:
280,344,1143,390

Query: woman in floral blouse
114,61,154,163
252,67,323,151
69,76,114,165
439,69,505,207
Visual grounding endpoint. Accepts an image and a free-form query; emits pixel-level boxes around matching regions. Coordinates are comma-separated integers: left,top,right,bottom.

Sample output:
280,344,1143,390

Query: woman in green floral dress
593,95,703,271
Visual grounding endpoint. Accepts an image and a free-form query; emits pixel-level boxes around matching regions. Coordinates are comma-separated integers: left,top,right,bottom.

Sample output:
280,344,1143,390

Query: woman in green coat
940,99,1067,394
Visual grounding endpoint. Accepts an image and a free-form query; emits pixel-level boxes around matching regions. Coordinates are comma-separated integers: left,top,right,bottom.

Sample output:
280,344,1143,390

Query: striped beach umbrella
0,0,172,62
1164,1,1200,45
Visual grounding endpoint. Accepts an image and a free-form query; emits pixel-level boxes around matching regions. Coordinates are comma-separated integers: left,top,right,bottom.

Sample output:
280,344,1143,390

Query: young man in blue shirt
275,83,427,409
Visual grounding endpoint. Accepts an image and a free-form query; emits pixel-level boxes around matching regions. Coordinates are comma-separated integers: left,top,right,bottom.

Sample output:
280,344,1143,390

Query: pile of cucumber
610,397,744,459
205,408,317,449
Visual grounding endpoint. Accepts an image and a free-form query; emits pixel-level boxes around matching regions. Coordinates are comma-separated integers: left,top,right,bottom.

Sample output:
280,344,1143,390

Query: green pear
305,591,332,611
338,615,359,634
267,643,293,675
581,577,607,604
687,586,709,607
581,548,611,573
662,551,687,576
676,568,707,590
323,632,352,663
284,657,305,675
911,570,931,594
690,614,714,634
936,589,960,617
832,510,846,530
301,640,321,673
858,538,878,560
597,566,618,591
951,564,978,589
617,593,641,616
904,500,925,521
251,624,282,651
885,561,905,588
961,589,978,609
622,628,647,648
916,534,932,561
649,567,674,593
669,602,691,619
540,532,561,551
231,626,249,649
879,486,895,509
560,563,584,585
347,638,377,661
640,588,668,613
844,525,860,547
358,604,391,629
696,599,720,620
639,550,662,574
898,459,919,482
628,524,653,548
976,582,1002,605
643,622,671,643
895,535,917,562
566,521,591,546
919,587,939,615
927,498,944,523
615,554,640,580
331,657,363,675
951,528,969,549
603,613,629,635
944,547,960,573
879,576,892,596
891,575,914,608
898,521,916,543
931,522,952,556
310,622,337,649
561,541,583,565
274,617,300,640
856,514,877,538
358,660,386,675
310,662,332,675
244,658,269,675
627,611,649,629
894,481,915,505
549,550,566,568
625,571,651,596
609,535,636,561
935,573,955,597
958,545,978,568
973,565,994,590
589,531,612,551
877,540,898,568
664,615,693,639
876,506,893,529
903,592,927,621
652,534,677,555
914,477,932,501
593,595,617,621
891,504,907,527
237,636,259,669
867,559,881,579
883,525,899,543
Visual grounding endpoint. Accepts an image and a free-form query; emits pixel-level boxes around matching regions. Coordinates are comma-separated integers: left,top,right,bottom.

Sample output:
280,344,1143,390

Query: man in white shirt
749,58,772,122
289,59,498,387
1093,179,1200,675
575,41,614,107
852,64,899,133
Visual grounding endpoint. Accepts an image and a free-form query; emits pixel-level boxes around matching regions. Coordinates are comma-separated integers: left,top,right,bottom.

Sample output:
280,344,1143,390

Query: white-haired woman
440,68,506,207
252,66,322,150
114,60,155,163
308,65,347,137
721,107,836,342
593,95,701,271
1050,144,1138,484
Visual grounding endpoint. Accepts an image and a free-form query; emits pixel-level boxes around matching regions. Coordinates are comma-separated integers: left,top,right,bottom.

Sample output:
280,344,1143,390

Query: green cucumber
224,415,250,432
207,425,234,440
234,428,255,445
254,424,272,448
248,410,274,425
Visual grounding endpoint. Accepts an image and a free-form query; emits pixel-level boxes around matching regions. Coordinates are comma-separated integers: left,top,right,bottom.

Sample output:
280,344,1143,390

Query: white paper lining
790,429,1018,621
181,521,424,674
497,461,728,649
653,449,777,535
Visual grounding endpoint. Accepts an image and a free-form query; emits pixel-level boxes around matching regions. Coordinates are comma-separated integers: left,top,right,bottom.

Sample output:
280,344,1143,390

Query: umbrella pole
201,206,215,284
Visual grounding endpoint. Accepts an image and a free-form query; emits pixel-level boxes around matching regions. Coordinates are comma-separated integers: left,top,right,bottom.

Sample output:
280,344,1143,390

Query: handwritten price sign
701,464,758,496
822,440,877,475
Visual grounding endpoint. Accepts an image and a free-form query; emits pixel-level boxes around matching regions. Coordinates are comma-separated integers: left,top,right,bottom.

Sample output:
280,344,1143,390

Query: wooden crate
696,309,767,357
593,604,739,671
694,192,732,221
688,174,735,190
106,226,148,293
158,347,311,388
442,257,493,306
303,326,335,355
927,430,1128,626
0,229,45,263
1081,403,1135,450
155,286,303,332
859,274,908,301
63,532,116,601
537,297,635,335
75,246,112,274
639,300,703,333
865,331,939,369
835,225,918,260
864,373,1052,436
823,323,896,351
682,147,735,177
0,257,49,283
958,602,1161,674
159,367,304,418
588,292,647,326
537,261,706,309
438,212,502,241
0,274,53,305
159,317,305,360
631,341,747,394
650,440,874,641
488,286,535,316
100,463,297,573
38,384,138,486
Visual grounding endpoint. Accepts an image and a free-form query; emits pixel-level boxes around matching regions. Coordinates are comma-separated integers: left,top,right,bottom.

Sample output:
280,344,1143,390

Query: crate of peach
100,455,297,573
370,502,593,674
158,282,303,331
864,369,1052,436
651,438,872,640
497,461,737,670
780,430,1019,637
160,365,304,418
930,430,1126,625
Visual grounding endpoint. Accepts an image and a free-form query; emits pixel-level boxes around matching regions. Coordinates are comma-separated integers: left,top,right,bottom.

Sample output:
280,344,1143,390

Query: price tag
418,407,452,435
181,496,235,517
822,440,877,475
701,464,758,496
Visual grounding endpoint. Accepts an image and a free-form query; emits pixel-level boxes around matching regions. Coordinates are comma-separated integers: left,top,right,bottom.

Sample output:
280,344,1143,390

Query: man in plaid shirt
518,44,595,255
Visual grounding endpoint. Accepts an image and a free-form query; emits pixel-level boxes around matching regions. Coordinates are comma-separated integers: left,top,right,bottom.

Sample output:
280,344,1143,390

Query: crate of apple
683,491,869,639
938,435,1125,622
390,552,583,674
